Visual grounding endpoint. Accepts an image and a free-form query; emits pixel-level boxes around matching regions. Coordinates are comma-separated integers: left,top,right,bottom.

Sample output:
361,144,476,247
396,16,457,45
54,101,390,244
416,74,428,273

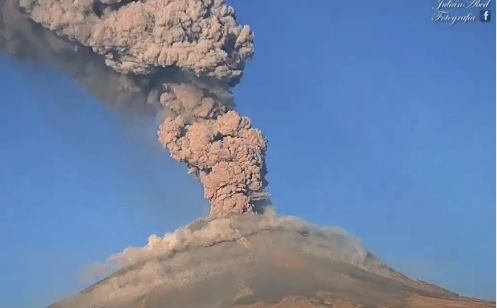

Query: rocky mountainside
47,214,495,308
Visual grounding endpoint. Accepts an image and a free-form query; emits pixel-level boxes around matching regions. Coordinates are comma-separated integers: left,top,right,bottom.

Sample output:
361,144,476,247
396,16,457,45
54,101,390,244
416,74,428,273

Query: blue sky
0,1,495,307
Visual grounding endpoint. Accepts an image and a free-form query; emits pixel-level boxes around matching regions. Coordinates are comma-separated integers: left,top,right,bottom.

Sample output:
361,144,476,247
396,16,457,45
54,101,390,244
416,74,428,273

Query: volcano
0,2,493,307
47,213,494,308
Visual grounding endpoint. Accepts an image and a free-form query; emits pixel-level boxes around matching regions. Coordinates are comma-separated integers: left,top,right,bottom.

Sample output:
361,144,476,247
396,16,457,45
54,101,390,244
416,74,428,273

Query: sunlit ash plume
0,0,270,217
1,3,399,305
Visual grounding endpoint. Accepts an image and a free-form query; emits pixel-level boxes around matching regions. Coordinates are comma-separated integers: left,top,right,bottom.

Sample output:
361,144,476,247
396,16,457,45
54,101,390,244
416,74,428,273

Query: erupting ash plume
2,3,403,305
0,0,269,217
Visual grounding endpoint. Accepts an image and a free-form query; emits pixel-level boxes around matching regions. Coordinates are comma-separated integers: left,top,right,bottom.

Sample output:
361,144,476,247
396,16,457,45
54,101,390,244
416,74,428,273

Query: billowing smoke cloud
2,3,402,306
0,0,269,217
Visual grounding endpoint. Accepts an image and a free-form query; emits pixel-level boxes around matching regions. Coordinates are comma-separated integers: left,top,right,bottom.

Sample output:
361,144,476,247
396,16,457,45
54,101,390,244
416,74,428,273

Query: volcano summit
0,1,493,308
50,212,494,308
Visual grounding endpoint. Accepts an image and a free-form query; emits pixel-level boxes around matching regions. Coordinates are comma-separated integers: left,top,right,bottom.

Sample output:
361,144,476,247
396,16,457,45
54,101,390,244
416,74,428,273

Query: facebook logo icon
480,10,491,22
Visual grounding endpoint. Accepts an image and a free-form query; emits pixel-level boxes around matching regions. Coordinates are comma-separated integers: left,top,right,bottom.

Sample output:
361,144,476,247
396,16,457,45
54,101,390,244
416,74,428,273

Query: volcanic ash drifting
1,3,403,308
0,0,269,217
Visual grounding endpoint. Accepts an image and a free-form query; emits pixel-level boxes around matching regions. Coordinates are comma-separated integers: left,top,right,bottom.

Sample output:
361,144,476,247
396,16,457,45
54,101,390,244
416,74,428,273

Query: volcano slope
48,212,494,308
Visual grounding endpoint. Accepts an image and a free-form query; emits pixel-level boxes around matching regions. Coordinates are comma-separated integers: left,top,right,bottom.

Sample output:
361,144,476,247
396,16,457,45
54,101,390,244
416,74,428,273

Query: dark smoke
0,0,269,217
1,2,398,306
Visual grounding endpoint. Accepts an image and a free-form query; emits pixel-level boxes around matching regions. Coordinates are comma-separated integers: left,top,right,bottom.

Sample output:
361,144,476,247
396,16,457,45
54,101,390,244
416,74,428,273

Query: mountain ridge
46,214,495,308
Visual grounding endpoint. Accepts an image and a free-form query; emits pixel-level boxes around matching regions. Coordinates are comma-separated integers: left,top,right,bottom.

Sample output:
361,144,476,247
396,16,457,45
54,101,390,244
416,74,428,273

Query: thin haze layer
0,0,269,217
